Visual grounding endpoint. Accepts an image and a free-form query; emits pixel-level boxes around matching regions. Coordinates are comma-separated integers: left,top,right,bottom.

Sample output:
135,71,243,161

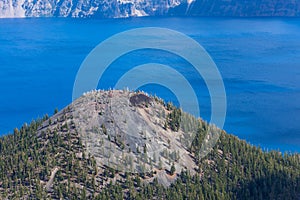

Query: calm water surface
0,17,299,152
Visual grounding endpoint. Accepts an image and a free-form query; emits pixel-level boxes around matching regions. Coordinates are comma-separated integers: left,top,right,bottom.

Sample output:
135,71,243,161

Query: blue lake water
0,17,299,152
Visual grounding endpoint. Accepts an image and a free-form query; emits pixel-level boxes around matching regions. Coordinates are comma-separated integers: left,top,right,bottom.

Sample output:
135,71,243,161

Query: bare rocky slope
50,90,201,185
0,89,299,199
1,0,300,18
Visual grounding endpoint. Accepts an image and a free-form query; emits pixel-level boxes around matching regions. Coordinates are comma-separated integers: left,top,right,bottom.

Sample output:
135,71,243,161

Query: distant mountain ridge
1,0,300,18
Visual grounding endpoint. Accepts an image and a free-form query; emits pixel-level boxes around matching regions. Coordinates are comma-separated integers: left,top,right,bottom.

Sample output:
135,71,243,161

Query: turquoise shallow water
0,17,299,152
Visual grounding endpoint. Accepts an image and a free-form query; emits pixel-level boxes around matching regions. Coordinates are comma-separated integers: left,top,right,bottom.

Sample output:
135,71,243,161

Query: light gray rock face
0,0,26,18
40,89,204,185
71,90,198,179
1,0,300,18
0,0,183,18
36,89,222,186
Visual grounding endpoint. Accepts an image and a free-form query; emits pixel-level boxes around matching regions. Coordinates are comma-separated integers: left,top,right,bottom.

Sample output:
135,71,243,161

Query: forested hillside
0,90,299,199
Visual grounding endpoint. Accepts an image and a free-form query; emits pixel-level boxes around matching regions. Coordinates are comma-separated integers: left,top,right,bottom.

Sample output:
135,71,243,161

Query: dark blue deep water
0,17,299,152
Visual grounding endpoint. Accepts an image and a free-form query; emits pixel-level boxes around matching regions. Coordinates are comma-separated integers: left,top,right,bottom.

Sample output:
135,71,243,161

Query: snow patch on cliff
0,0,25,18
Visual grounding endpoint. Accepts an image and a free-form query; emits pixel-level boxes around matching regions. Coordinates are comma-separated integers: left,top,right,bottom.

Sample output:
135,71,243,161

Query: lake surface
0,17,299,152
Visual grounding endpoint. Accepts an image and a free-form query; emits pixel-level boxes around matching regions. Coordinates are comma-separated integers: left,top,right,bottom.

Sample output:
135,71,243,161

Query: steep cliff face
1,0,300,18
0,0,183,18
0,0,25,18
170,0,300,17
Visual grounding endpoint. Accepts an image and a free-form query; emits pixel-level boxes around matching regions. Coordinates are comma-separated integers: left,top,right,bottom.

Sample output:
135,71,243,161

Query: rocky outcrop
0,0,183,18
70,90,200,180
1,0,300,18
169,0,300,17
